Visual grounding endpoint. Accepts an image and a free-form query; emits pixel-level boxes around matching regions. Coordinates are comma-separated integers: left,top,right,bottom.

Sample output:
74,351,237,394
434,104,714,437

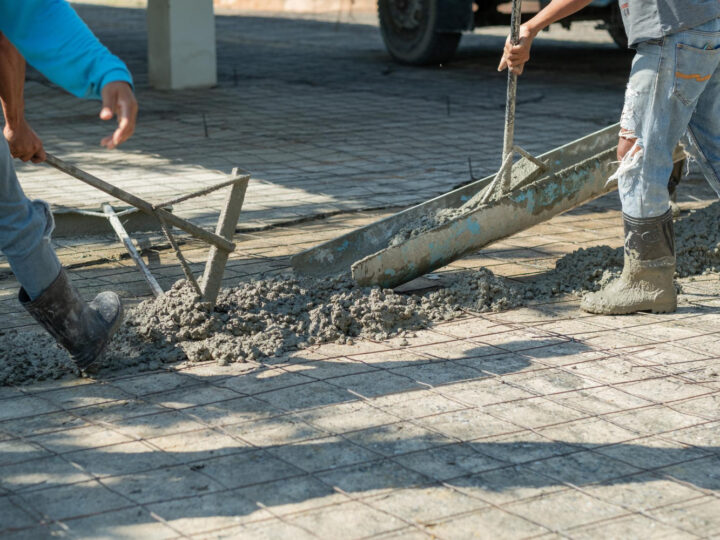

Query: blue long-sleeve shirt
0,0,132,100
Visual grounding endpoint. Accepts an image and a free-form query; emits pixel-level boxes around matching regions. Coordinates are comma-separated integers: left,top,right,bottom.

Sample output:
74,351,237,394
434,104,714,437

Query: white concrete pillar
147,0,217,90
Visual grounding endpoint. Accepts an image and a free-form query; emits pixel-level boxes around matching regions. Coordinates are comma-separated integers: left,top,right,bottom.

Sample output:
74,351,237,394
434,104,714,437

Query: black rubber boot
19,269,123,371
581,210,676,315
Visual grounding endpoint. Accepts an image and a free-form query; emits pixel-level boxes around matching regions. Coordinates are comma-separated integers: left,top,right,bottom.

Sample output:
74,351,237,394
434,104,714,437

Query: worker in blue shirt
0,0,138,371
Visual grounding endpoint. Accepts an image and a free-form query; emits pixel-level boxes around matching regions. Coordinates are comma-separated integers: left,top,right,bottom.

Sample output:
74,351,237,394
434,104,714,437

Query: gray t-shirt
620,0,720,46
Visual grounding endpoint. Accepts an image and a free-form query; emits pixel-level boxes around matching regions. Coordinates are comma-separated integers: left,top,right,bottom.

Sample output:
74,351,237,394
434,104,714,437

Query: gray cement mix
388,207,466,247
388,157,545,247
3,201,720,386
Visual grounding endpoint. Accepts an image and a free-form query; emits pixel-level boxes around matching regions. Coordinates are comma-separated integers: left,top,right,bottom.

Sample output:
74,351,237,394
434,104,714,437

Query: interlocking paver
67,440,182,478
525,451,643,487
0,496,39,532
0,440,50,466
234,415,329,447
393,444,505,481
199,450,306,490
288,500,407,538
569,515,696,540
22,479,132,521
268,435,378,473
58,507,181,539
428,506,549,538
646,496,720,537
535,418,640,448
418,410,519,441
1,455,95,493
149,428,251,460
294,401,398,434
508,489,624,532
111,466,228,505
583,473,707,511
0,396,60,422
343,422,454,458
146,491,269,536
182,396,285,427
315,459,427,496
40,425,131,461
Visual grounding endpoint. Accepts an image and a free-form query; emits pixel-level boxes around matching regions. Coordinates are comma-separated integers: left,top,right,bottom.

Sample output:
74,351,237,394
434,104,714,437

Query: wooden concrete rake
44,154,250,308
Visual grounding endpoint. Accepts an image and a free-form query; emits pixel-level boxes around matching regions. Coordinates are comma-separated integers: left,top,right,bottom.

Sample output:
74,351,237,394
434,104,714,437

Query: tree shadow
2,324,716,535
2,431,718,535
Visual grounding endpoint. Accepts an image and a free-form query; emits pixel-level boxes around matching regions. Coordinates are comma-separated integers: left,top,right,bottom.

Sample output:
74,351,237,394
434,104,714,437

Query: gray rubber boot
19,269,123,371
581,210,676,315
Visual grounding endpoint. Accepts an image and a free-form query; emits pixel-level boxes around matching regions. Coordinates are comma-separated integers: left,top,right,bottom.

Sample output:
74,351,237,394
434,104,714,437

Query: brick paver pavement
2,4,720,539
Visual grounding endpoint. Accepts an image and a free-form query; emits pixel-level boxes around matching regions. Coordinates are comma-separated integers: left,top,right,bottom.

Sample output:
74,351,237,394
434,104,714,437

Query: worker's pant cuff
9,237,62,301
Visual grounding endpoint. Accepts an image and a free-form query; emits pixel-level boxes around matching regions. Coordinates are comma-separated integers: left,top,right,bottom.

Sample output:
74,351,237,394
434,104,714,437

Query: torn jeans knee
611,141,671,219
619,83,641,140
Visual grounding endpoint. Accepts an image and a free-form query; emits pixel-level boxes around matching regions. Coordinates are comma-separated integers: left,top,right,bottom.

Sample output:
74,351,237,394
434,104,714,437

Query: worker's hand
498,24,536,75
99,81,137,149
3,118,46,163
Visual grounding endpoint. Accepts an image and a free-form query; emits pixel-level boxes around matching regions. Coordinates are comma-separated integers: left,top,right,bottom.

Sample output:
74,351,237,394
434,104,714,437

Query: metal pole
102,203,164,297
200,169,249,306
45,154,235,253
156,211,203,297
152,172,250,209
499,0,523,193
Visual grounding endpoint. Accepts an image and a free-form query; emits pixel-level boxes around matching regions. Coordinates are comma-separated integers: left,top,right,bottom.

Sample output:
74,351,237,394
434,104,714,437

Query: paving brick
507,489,624,531
428,506,549,538
21,479,132,521
288,500,407,539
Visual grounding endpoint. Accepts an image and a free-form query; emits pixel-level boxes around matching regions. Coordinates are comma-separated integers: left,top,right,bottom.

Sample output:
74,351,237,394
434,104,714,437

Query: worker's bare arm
498,0,595,74
0,33,45,163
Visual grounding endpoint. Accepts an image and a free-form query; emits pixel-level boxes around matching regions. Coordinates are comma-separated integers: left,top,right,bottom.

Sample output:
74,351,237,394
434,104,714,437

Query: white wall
147,0,217,90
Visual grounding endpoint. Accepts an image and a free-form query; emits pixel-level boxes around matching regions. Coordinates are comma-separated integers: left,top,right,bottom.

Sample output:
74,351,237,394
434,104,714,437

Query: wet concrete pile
118,269,523,366
0,269,522,385
3,201,720,385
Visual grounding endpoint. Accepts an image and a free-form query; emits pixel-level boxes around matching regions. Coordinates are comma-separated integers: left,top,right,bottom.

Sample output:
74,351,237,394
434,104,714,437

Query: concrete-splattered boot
19,269,123,372
581,210,676,315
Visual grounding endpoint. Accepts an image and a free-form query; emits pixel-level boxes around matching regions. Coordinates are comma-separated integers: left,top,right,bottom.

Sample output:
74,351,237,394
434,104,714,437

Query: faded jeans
617,17,720,218
0,137,61,300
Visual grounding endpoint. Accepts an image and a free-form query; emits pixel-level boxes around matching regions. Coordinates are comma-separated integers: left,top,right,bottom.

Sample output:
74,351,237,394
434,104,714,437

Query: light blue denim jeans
0,137,61,300
617,17,720,218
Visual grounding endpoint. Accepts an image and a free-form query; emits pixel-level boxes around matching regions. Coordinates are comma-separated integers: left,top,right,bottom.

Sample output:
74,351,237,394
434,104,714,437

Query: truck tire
605,3,628,49
378,0,463,65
